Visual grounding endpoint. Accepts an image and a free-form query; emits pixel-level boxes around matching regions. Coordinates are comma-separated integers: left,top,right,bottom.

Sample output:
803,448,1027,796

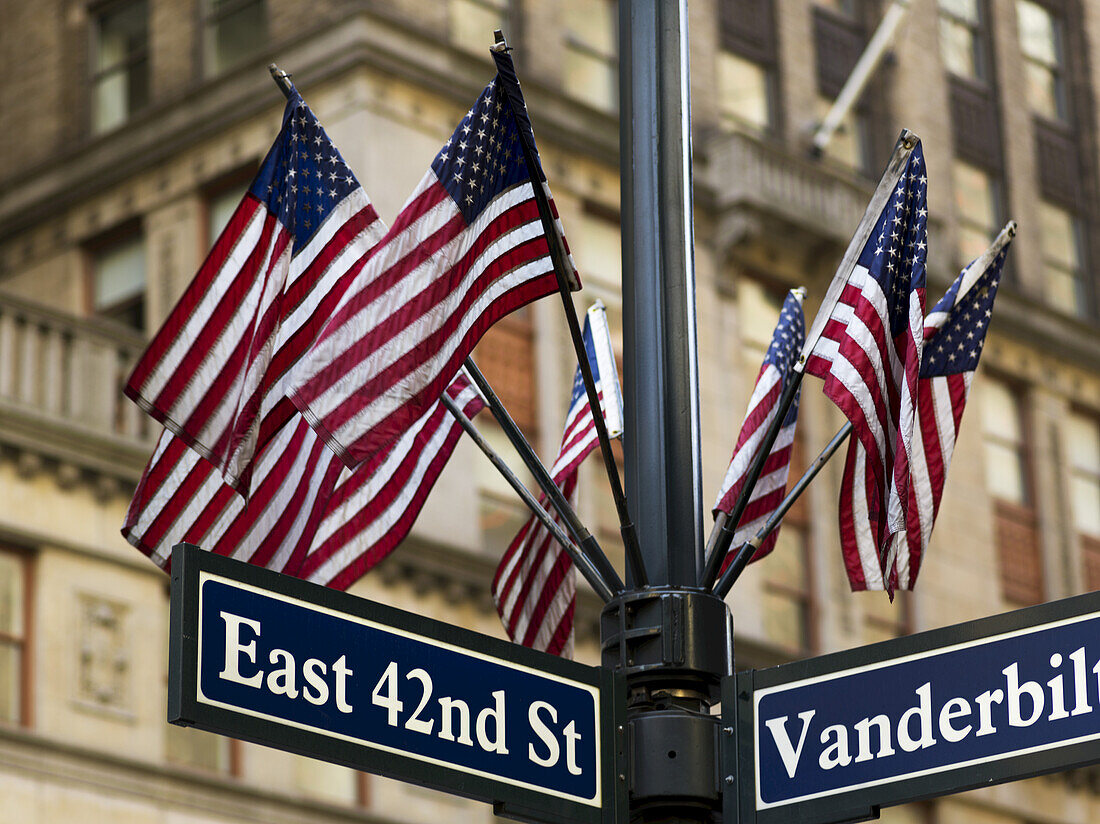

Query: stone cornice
0,7,618,244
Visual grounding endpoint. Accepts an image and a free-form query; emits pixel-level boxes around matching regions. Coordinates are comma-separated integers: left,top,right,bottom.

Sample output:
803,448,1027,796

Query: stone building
0,0,1098,822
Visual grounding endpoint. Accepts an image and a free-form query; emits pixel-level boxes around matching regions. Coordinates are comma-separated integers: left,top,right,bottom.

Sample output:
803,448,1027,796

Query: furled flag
492,305,623,658
124,90,384,493
713,288,806,567
123,371,484,586
804,140,928,596
288,48,575,470
840,227,1014,591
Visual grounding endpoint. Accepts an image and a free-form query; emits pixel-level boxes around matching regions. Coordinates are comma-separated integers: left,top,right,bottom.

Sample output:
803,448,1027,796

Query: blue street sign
727,591,1100,824
168,544,626,824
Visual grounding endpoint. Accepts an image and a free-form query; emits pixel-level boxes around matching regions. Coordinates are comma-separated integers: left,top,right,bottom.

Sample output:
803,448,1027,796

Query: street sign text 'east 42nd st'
729,591,1100,824
168,544,626,824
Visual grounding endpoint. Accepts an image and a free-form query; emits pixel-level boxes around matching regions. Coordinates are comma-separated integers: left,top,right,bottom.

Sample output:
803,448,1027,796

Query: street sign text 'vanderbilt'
168,544,626,824
731,591,1100,824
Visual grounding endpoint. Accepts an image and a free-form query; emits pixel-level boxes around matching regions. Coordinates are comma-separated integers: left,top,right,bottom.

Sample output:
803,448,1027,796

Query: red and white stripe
841,237,1010,590
807,263,925,592
289,176,562,469
713,367,798,563
125,152,383,494
492,306,619,657
123,373,482,587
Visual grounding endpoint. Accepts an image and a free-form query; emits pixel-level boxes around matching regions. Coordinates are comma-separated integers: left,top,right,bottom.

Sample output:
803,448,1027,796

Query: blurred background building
0,0,1099,822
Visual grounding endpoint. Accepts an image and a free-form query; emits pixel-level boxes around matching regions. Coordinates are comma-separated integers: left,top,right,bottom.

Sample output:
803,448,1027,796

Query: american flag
805,141,928,595
492,307,622,657
713,288,805,567
840,231,1013,590
123,372,484,586
288,49,574,470
124,91,384,494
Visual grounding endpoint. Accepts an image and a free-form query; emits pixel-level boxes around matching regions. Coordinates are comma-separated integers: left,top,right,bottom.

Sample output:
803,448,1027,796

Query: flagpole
810,0,912,156
440,392,617,603
268,62,624,600
698,376,804,590
464,358,626,596
713,424,852,599
490,33,649,588
710,221,1019,598
268,63,296,97
699,130,918,593
801,129,919,359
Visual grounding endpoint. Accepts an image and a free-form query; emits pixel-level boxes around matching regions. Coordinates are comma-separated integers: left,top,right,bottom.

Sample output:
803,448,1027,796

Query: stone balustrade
0,291,154,483
703,129,872,252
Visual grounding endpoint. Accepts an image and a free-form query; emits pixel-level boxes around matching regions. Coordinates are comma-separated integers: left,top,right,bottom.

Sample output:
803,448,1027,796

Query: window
953,161,1000,264
563,0,617,111
719,0,779,134
815,94,869,172
981,379,1043,605
204,0,267,76
1039,202,1087,317
475,423,535,559
718,53,773,133
91,0,149,134
939,0,986,81
1017,0,1067,121
0,549,30,726
451,0,509,54
90,230,146,329
1067,412,1100,536
982,379,1029,506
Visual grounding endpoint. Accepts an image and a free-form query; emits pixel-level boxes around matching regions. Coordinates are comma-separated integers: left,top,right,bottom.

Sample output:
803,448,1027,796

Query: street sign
168,544,626,824
727,591,1100,824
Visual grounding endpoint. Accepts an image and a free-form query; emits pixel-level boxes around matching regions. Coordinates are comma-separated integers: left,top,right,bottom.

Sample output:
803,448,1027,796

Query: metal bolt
722,726,734,735
725,775,734,785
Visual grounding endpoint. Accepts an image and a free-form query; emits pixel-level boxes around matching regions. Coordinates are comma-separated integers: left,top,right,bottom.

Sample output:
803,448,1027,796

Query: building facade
0,0,1099,822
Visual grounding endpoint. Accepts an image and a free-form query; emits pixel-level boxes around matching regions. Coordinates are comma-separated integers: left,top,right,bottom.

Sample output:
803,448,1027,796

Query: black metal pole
464,359,625,596
714,424,852,599
440,393,617,603
600,5,732,824
620,0,705,587
699,373,805,591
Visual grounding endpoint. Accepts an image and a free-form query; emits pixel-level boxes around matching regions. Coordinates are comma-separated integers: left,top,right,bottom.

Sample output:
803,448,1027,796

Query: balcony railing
703,130,872,250
0,291,153,481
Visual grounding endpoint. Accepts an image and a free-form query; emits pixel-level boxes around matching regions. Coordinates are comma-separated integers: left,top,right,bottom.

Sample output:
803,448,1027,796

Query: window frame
1016,0,1070,123
1067,408,1100,539
84,219,147,331
561,0,619,112
89,0,150,134
981,376,1046,606
0,545,34,728
937,0,990,83
1038,199,1089,318
201,0,268,77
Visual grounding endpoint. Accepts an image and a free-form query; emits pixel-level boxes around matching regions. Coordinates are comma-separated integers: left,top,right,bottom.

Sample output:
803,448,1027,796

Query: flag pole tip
899,128,919,149
1005,219,1018,238
491,30,509,51
268,64,295,98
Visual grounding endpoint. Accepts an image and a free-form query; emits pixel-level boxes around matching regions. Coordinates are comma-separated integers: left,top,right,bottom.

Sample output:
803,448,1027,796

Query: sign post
728,591,1100,824
168,544,627,824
